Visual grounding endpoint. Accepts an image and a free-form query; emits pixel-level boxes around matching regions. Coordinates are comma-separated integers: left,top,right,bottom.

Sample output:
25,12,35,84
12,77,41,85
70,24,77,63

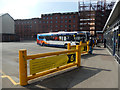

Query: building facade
41,12,79,32
15,12,79,40
0,13,19,41
103,0,120,63
15,18,42,40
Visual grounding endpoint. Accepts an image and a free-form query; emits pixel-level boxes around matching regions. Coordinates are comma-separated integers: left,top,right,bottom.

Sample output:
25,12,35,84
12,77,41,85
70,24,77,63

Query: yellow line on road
2,75,20,85
0,70,20,85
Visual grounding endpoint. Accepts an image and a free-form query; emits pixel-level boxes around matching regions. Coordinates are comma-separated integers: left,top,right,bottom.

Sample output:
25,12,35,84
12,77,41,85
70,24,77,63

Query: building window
69,16,71,18
61,16,63,19
39,21,41,23
50,25,52,28
43,21,45,23
73,20,75,23
61,21,63,23
69,20,71,23
30,25,32,28
50,21,52,23
50,17,52,19
80,27,83,29
69,25,71,28
56,25,58,27
65,25,67,28
65,20,67,23
56,21,57,23
34,21,36,24
56,17,58,19
47,17,48,19
43,17,45,19
73,16,75,18
47,21,48,23
61,25,63,27
65,16,67,19
73,25,75,27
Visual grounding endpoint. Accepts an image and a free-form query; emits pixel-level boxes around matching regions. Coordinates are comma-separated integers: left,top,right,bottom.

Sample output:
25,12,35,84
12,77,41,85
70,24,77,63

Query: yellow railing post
87,41,89,52
67,43,70,50
79,41,82,46
19,49,28,86
76,45,81,67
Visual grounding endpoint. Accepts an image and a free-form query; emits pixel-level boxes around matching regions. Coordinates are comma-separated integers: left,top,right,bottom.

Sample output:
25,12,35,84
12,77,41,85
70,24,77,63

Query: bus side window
54,36,59,41
64,36,66,41
46,36,50,41
59,36,62,41
66,36,70,41
39,36,44,39
69,35,75,41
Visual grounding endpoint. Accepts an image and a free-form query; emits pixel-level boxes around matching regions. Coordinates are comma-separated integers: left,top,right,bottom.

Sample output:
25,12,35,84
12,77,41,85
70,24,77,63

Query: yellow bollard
76,45,81,67
79,41,82,46
67,43,70,50
19,49,28,86
87,41,89,52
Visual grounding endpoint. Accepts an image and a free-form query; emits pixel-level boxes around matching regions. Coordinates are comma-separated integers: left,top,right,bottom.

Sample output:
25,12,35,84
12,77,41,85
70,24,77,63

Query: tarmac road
0,41,119,89
1,41,65,88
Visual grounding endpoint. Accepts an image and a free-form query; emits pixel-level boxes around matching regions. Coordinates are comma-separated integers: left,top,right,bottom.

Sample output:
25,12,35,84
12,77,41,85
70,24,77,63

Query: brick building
15,18,42,40
15,12,79,40
41,12,79,32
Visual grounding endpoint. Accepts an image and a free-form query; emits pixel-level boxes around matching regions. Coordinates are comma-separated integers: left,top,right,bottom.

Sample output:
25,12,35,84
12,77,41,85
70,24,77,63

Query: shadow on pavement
93,48,105,50
81,53,111,59
25,66,111,89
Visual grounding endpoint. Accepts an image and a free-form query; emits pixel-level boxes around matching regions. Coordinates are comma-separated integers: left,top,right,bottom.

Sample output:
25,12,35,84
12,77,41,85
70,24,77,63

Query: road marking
0,70,6,75
0,70,20,85
1,75,20,85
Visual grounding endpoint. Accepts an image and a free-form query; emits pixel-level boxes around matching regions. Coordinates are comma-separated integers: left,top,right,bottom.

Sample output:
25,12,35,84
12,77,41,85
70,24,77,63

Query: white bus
37,31,90,48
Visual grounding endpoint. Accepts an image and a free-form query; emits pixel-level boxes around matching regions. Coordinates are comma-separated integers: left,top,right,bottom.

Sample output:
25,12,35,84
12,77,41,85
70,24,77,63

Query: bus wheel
64,44,67,49
42,43,45,46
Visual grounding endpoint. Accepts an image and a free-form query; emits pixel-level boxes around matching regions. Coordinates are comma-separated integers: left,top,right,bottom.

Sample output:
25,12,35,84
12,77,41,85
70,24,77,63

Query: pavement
0,42,119,89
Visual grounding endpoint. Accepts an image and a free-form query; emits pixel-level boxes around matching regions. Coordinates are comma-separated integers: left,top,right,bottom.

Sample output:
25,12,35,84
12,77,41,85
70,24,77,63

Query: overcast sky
0,0,116,19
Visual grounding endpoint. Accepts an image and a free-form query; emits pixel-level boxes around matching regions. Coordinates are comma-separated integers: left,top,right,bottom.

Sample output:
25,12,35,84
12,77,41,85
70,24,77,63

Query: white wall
0,16,2,34
1,14,15,34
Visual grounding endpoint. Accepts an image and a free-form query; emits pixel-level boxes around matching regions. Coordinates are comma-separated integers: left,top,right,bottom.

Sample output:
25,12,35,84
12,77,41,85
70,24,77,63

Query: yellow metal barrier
67,41,89,54
19,45,81,86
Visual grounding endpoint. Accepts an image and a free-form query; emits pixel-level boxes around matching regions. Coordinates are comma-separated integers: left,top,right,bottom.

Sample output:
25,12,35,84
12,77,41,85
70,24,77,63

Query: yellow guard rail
19,45,81,86
67,41,89,54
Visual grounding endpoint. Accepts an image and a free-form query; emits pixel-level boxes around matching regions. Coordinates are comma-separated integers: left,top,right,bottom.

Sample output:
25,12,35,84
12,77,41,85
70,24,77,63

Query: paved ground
0,41,119,89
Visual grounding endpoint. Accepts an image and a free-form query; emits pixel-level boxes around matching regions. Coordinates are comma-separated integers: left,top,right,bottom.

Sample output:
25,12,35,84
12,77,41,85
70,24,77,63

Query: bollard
76,45,81,67
79,41,82,46
67,43,70,50
19,49,28,86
